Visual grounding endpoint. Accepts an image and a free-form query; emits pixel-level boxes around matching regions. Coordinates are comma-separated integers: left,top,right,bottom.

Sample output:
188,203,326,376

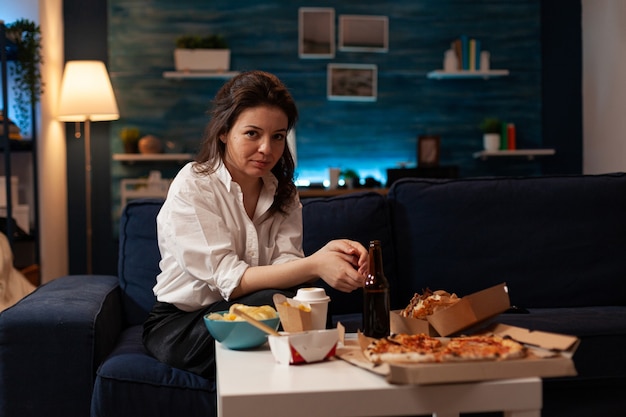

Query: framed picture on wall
339,15,388,52
299,7,335,58
327,64,378,102
417,135,441,167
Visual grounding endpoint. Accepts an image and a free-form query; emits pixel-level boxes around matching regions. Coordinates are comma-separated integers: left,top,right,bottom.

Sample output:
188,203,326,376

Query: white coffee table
216,337,542,417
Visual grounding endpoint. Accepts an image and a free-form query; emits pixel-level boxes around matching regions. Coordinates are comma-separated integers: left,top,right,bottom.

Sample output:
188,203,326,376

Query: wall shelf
473,149,556,160
1,21,40,276
162,71,240,79
427,70,510,80
113,153,193,163
120,178,171,207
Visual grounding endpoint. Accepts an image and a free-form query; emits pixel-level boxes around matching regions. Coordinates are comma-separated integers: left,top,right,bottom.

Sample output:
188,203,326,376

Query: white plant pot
483,133,501,152
174,49,231,72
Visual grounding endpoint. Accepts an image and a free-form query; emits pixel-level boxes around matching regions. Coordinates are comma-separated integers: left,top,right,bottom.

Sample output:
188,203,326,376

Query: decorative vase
174,49,231,72
138,135,163,154
123,142,138,154
345,177,359,189
483,133,501,152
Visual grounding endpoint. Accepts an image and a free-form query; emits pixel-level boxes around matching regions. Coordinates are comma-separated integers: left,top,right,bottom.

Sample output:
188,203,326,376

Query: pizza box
391,283,511,337
336,324,579,385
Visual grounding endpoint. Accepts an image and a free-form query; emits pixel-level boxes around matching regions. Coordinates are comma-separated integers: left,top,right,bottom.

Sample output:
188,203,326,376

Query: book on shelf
507,123,516,150
500,121,508,150
451,35,484,71
499,122,517,150
460,35,469,70
452,38,462,70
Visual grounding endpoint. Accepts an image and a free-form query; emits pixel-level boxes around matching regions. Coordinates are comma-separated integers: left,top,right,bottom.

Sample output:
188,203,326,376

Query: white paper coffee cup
293,287,330,330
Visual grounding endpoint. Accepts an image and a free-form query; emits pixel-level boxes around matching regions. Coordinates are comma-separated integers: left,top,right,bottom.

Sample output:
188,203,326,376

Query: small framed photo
327,64,377,102
339,15,388,52
299,7,335,59
417,135,441,167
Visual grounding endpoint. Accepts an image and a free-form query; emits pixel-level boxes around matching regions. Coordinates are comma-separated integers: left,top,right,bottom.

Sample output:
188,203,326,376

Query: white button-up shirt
153,162,304,312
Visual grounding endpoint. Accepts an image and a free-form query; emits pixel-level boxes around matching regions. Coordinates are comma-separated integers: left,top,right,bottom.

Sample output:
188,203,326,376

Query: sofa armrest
0,274,122,417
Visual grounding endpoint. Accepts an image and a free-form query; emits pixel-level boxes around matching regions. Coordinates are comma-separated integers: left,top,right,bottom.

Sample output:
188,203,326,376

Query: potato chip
207,313,225,320
208,304,278,321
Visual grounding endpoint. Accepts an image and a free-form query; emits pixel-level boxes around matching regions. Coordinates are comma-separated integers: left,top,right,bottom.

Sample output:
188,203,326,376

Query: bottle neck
369,244,384,277
366,241,388,289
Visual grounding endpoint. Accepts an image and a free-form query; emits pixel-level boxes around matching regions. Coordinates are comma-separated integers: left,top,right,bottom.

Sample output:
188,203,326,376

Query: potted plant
174,34,230,73
5,19,43,136
480,117,502,152
119,127,141,153
341,169,360,189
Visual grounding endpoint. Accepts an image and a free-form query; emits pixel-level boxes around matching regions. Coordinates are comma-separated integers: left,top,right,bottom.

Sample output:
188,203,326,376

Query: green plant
175,34,228,49
120,127,141,153
341,169,359,179
341,169,360,188
480,117,502,134
5,19,44,135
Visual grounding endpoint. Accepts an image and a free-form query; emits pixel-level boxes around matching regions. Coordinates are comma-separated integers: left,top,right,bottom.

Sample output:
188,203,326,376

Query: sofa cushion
0,275,120,417
302,191,398,316
496,306,626,379
388,174,626,309
92,325,216,417
118,199,164,325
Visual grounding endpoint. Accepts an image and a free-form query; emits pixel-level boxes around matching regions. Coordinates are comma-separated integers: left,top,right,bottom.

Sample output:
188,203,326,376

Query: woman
143,70,368,378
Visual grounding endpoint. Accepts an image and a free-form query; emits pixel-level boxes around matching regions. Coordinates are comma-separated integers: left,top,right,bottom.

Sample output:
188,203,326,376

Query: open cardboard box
268,329,339,365
391,282,511,337
273,293,313,332
336,323,579,385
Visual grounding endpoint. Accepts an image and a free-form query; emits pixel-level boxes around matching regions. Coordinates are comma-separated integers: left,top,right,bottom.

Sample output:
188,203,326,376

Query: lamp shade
58,60,120,122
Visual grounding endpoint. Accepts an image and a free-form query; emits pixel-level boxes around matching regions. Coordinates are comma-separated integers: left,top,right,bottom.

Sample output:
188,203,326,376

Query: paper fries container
273,293,315,332
276,302,312,332
268,329,339,365
391,283,512,337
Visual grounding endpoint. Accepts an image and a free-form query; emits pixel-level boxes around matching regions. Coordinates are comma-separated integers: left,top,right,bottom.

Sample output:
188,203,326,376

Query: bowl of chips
204,304,280,350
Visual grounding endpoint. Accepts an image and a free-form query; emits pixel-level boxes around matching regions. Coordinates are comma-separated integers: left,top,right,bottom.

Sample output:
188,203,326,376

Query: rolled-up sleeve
269,201,304,265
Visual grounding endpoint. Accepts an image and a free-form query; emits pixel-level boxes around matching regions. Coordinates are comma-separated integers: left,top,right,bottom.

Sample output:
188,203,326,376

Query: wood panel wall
108,0,542,211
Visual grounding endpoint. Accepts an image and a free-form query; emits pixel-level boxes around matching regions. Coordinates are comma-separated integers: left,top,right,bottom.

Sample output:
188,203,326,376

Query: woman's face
221,105,288,185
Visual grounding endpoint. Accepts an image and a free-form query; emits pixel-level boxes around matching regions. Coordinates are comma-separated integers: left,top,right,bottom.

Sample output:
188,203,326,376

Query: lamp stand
58,60,120,274
84,119,93,274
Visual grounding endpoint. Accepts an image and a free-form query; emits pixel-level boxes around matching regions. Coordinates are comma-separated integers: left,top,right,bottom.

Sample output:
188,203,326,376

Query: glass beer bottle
363,240,390,338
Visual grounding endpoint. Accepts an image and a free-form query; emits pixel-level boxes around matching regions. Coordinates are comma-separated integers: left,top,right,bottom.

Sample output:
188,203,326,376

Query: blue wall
62,0,580,275
108,0,543,203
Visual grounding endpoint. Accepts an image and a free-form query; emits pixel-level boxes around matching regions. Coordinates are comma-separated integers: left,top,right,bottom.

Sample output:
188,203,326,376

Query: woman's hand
311,239,369,293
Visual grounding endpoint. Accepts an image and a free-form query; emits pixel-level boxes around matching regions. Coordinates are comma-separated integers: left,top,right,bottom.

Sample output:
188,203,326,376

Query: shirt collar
214,161,278,197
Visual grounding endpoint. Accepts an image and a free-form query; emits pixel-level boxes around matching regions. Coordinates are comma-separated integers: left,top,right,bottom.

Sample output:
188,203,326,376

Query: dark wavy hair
194,70,299,215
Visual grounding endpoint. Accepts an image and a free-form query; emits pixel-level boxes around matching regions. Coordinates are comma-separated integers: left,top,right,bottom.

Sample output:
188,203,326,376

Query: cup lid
293,287,330,302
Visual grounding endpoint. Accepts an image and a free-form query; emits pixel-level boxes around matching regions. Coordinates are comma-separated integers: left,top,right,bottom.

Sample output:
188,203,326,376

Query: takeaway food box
390,283,512,337
337,323,579,385
336,283,579,384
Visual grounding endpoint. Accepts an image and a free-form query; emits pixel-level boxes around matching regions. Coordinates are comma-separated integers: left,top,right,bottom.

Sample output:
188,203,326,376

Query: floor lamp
58,61,119,274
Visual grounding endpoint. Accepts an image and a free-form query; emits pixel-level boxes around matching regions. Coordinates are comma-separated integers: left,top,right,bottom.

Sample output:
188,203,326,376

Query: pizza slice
364,333,443,364
400,289,461,319
362,333,527,365
439,335,526,362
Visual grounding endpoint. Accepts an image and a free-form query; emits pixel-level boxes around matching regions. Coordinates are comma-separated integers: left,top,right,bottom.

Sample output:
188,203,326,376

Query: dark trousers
142,288,296,378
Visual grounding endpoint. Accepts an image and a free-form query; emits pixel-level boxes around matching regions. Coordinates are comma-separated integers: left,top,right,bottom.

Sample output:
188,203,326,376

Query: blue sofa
1,174,625,417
